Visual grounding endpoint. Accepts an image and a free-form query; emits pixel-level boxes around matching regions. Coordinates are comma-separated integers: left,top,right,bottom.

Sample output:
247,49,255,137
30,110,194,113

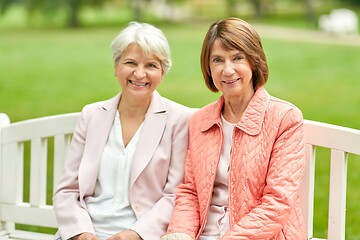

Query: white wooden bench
0,112,359,240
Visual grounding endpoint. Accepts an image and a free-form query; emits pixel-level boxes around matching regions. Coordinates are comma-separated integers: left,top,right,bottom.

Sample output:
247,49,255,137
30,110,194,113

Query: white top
201,114,235,238
87,111,144,239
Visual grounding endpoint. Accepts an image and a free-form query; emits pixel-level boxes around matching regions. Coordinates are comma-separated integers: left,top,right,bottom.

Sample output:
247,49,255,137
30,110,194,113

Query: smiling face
115,42,163,102
209,39,254,99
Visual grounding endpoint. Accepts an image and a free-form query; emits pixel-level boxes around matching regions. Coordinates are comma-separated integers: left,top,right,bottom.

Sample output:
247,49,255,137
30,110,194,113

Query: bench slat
304,120,360,155
300,144,316,239
2,203,56,228
29,138,47,207
328,149,347,240
4,230,54,240
53,134,71,190
2,113,80,145
1,143,24,204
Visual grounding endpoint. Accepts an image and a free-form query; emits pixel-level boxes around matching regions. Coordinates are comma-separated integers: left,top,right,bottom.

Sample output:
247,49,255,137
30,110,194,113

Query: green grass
1,21,360,238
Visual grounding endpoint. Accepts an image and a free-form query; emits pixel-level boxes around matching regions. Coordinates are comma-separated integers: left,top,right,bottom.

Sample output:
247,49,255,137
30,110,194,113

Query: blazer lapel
79,93,121,197
130,91,167,187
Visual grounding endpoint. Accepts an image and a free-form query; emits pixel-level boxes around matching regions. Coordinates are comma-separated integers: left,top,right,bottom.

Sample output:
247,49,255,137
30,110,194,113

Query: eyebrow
210,51,244,58
122,57,135,61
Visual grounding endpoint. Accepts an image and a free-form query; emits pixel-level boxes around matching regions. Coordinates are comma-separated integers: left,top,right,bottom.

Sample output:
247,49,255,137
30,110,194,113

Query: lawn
1,21,360,238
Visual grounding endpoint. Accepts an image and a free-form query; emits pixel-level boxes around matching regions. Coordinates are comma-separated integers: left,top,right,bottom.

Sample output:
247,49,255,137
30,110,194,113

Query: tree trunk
305,0,314,21
251,0,261,19
227,0,236,17
67,0,82,28
133,0,143,22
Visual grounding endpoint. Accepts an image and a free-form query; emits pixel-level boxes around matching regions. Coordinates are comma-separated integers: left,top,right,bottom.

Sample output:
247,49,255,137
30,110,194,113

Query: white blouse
201,114,235,239
87,111,144,239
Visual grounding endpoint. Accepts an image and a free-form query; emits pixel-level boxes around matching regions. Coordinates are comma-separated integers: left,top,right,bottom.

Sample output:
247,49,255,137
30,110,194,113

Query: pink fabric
167,87,307,240
53,91,193,240
201,114,233,237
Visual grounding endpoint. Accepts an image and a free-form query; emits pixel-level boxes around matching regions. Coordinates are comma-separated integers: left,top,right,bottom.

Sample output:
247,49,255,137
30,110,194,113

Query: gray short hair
110,21,172,74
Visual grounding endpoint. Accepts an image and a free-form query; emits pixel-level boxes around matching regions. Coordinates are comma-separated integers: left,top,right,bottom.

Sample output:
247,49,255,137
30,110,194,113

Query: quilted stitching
167,87,306,240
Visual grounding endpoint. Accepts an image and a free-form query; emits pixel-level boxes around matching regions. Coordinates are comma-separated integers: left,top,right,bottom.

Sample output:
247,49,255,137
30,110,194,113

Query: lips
223,78,240,84
129,80,148,86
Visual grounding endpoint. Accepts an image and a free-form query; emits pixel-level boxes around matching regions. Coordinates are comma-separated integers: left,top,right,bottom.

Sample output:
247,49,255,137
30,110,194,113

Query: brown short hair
201,18,269,92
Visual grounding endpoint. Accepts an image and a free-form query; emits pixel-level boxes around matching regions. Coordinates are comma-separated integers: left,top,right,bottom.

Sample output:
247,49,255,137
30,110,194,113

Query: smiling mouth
129,80,148,86
223,78,240,84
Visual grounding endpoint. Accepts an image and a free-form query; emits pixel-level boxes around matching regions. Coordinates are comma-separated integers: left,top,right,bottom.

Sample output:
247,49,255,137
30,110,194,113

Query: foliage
0,0,109,27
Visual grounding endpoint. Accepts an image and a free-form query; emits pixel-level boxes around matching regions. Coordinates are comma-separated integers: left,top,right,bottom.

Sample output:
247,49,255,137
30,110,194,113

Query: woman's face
209,39,253,99
115,42,163,101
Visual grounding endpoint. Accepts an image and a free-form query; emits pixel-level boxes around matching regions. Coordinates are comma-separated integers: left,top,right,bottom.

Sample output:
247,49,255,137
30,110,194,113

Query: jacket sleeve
130,108,194,240
53,105,95,240
220,107,306,240
163,116,202,240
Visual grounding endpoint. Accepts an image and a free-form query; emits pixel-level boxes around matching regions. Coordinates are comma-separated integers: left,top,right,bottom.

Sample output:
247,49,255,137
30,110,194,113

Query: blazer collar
201,86,270,136
100,93,121,112
130,90,167,187
144,90,167,115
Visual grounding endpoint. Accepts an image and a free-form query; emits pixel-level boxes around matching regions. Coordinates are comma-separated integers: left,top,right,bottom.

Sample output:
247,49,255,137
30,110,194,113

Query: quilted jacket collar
200,86,270,136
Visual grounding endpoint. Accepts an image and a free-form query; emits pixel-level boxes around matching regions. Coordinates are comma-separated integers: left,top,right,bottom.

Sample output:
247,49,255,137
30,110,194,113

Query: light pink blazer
53,91,193,240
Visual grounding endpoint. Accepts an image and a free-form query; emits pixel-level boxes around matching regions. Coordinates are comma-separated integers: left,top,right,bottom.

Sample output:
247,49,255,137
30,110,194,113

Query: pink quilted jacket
167,87,306,240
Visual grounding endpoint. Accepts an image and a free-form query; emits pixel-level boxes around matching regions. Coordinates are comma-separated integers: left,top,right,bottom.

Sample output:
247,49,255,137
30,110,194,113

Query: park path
252,24,360,47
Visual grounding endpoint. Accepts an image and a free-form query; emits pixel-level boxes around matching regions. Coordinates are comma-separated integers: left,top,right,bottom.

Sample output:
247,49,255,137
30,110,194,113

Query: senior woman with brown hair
53,22,193,240
162,17,307,240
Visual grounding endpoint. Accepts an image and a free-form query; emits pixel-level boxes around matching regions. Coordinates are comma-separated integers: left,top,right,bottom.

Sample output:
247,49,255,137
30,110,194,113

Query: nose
134,65,146,79
223,61,235,76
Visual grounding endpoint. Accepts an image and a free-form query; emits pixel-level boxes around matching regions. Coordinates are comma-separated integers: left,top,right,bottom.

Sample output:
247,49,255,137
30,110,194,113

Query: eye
212,58,222,63
147,63,159,68
234,56,244,61
125,61,135,65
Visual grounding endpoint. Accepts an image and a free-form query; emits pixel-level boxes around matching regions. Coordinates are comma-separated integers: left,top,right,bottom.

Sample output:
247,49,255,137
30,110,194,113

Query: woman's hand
72,232,100,240
106,230,142,240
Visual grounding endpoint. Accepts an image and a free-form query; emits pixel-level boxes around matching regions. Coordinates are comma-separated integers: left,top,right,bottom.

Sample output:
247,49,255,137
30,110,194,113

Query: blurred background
0,0,359,239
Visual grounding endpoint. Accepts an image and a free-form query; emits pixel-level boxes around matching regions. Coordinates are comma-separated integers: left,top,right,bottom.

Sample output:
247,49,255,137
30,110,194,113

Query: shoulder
266,95,304,133
161,96,196,120
268,96,303,120
80,94,120,118
189,99,220,125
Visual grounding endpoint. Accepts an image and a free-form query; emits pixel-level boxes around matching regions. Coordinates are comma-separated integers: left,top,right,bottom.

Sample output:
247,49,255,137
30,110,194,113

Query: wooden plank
304,120,360,155
327,150,347,240
29,139,47,207
0,114,10,231
2,113,80,145
2,203,56,228
53,134,71,190
1,143,23,204
300,144,316,239
8,230,54,240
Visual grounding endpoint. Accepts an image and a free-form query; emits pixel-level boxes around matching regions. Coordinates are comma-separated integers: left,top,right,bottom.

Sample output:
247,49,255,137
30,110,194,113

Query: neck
118,93,151,118
222,88,255,124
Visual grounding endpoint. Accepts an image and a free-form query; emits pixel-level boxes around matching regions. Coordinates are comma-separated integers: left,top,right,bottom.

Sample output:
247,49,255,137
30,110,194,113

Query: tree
0,0,108,28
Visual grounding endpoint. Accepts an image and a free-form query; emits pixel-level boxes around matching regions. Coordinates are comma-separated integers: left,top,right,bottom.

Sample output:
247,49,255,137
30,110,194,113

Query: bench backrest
300,120,360,240
0,112,80,233
1,113,360,239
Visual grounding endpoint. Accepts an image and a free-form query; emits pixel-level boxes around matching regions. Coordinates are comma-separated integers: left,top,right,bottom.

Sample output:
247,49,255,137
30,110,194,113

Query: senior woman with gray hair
53,22,193,240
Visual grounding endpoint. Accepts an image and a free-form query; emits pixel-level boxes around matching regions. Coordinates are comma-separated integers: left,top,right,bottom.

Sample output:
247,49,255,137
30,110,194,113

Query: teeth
130,80,147,86
224,79,239,84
